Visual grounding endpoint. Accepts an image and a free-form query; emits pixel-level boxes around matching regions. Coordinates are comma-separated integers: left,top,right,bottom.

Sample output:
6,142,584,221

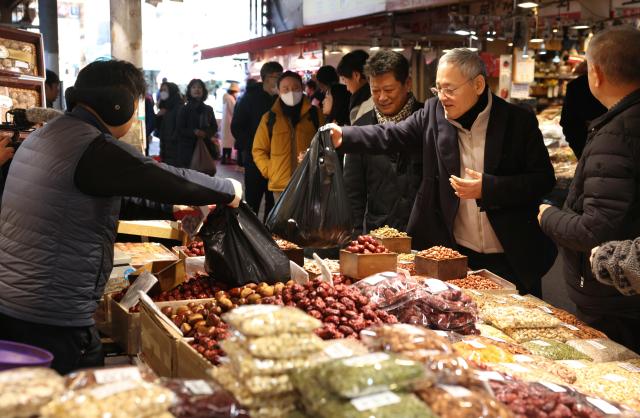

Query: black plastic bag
266,126,353,248
199,201,290,286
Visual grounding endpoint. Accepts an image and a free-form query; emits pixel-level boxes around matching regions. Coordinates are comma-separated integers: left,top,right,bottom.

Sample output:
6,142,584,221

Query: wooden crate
373,236,412,254
110,298,140,355
282,247,304,267
415,255,468,280
175,339,214,380
339,250,397,280
0,26,45,78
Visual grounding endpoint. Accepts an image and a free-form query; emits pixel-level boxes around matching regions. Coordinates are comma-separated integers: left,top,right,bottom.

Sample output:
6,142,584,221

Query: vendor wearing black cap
0,59,242,374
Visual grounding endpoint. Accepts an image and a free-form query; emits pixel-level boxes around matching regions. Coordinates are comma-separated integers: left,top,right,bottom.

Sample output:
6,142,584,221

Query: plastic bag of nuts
503,326,578,343
565,339,640,363
160,378,250,418
222,305,321,337
0,367,64,418
482,305,561,330
210,365,296,408
359,324,453,353
523,339,593,361
476,323,517,343
231,331,324,359
453,339,515,364
352,272,419,308
572,362,640,412
462,335,531,355
416,384,514,418
221,339,318,377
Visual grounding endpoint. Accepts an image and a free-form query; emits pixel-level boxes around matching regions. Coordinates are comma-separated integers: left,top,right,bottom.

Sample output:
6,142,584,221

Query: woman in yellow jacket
253,71,323,200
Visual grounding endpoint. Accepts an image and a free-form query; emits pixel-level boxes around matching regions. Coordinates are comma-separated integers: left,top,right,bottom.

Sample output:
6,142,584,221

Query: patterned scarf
374,93,417,124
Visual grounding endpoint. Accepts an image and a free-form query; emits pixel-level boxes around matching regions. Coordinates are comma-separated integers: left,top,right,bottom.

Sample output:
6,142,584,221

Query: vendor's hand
590,246,599,266
297,150,307,163
326,123,343,149
227,178,242,208
537,203,551,224
0,135,15,166
194,129,207,140
450,168,483,199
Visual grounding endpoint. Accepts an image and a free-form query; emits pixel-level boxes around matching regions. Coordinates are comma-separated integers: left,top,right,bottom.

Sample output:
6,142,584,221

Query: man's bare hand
538,203,551,224
450,168,483,199
0,135,15,166
325,123,343,149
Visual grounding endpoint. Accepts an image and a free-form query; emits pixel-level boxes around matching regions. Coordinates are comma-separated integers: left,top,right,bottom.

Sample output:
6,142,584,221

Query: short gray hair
438,48,487,79
587,27,640,84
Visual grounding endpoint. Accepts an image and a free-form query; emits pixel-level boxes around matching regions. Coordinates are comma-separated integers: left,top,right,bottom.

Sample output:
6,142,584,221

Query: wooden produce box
114,242,179,270
283,247,304,267
373,236,412,254
110,297,141,355
339,250,397,280
0,76,45,115
117,220,187,244
457,269,517,295
175,339,214,380
95,293,113,337
415,254,468,280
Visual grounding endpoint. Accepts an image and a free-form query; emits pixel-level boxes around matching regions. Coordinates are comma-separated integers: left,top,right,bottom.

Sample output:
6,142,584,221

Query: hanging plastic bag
266,126,352,248
190,138,217,176
199,202,290,286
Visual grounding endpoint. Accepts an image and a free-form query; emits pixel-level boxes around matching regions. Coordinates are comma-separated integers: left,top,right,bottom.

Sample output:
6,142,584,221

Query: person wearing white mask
253,71,323,200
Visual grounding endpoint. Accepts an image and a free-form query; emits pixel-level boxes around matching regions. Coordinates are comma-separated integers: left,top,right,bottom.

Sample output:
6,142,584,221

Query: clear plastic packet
572,361,640,411
248,404,296,418
359,324,453,353
453,339,515,364
503,325,577,343
401,352,478,387
221,339,318,377
160,378,250,418
316,339,370,362
286,410,313,418
465,334,531,355
64,365,154,390
222,305,321,337
481,305,561,329
230,331,324,359
514,354,578,384
487,360,575,386
523,339,593,361
210,365,296,408
242,373,293,396
317,392,437,418
313,352,425,398
39,380,175,418
0,367,64,418
566,339,640,363
416,384,514,418
351,272,418,308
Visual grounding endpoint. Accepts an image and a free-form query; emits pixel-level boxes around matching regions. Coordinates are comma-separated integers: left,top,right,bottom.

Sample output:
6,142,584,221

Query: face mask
281,91,303,107
159,91,169,101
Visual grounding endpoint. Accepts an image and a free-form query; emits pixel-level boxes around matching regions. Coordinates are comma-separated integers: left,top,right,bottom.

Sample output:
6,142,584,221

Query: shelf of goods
6,238,640,418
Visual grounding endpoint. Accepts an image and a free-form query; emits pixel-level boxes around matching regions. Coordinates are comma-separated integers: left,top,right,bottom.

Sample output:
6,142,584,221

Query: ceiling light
391,38,404,52
470,35,478,40
522,45,529,58
486,37,494,42
517,2,538,8
329,43,341,54
571,24,590,30
530,38,544,43
552,52,561,63
370,38,380,51
468,47,479,52
552,27,559,33
413,42,422,51
470,31,476,35
508,42,514,47
455,29,471,36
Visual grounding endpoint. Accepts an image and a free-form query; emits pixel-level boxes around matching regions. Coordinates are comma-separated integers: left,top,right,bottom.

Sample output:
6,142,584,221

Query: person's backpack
267,106,319,140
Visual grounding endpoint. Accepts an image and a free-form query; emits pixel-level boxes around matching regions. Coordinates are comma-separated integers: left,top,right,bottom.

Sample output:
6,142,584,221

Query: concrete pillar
109,0,142,66
38,0,59,75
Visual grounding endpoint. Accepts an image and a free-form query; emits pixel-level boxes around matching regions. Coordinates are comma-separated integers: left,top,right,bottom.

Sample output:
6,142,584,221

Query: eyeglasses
430,77,476,98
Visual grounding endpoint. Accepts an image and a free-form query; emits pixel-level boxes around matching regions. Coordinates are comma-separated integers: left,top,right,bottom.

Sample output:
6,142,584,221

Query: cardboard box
339,250,397,280
110,297,140,355
94,293,113,337
175,339,214,379
373,236,412,254
415,255,468,280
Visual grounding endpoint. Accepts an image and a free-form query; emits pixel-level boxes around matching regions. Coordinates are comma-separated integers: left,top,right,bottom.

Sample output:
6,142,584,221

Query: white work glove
227,178,243,208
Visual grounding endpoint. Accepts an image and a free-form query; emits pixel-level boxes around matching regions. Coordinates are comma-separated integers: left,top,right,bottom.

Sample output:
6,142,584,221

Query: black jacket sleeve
480,112,556,209
340,106,427,155
343,152,368,235
74,134,236,205
230,95,250,152
119,196,174,221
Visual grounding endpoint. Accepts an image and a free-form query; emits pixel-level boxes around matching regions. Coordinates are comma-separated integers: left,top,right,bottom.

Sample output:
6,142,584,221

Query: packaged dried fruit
503,325,577,343
39,381,175,418
416,384,514,418
487,358,576,386
0,367,64,418
160,378,250,418
401,352,477,387
316,339,370,362
522,339,593,361
453,339,515,364
476,323,516,343
248,404,296,418
462,335,531,355
313,352,425,398
222,339,318,377
565,339,640,363
222,305,321,336
359,324,453,353
231,332,324,359
352,272,418,308
64,365,153,390
572,361,640,411
481,305,561,329
210,365,296,408
316,391,437,418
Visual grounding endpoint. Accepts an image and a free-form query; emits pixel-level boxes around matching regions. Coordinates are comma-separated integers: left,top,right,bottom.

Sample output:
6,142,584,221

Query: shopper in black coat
175,79,218,169
540,28,640,351
329,49,557,297
156,81,183,166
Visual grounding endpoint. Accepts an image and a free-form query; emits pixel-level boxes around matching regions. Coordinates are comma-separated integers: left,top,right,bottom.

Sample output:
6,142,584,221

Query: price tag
485,335,507,343
324,342,354,359
538,381,566,393
531,340,551,347
561,323,579,331
509,294,525,301
343,353,389,367
91,380,139,400
559,360,587,369
501,363,530,373
475,371,505,382
434,330,449,338
514,355,534,363
538,306,553,314
94,367,142,384
586,397,622,415
587,340,607,350
602,374,627,383
425,278,449,294
362,274,387,286
440,385,472,397
465,339,487,349
184,380,214,395
351,391,400,411
618,363,640,373
119,272,158,310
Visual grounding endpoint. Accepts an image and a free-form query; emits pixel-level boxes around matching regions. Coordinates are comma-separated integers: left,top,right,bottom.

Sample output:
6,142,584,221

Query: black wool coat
341,94,558,291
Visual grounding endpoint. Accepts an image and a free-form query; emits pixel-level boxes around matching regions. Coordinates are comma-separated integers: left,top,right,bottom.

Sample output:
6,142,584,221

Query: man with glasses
328,48,556,297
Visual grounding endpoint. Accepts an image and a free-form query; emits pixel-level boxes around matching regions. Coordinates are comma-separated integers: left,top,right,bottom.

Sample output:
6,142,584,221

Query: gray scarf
375,93,417,124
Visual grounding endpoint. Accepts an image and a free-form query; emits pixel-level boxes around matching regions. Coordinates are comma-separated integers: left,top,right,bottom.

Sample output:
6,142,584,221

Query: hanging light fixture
517,2,538,8
538,42,547,54
370,38,380,51
522,45,529,58
571,23,590,29
391,38,404,52
413,41,422,51
455,29,471,36
552,51,561,63
329,43,341,54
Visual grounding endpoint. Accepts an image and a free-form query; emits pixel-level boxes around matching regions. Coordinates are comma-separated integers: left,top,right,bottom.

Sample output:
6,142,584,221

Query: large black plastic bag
199,201,290,286
266,126,353,248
